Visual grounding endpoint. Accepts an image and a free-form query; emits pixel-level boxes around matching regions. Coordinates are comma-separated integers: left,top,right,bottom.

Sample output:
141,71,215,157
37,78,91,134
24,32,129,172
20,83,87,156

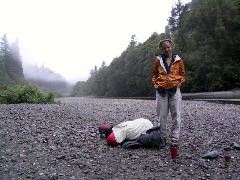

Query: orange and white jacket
152,54,185,89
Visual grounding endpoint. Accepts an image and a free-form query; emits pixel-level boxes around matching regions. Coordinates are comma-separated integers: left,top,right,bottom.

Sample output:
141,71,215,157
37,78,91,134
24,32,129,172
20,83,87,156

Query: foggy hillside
23,64,72,95
23,64,66,82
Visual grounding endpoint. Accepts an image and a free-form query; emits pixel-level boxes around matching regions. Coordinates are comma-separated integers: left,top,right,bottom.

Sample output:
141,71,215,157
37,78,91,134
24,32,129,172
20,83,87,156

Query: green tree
72,0,240,96
71,81,88,96
0,34,24,84
71,33,165,97
169,0,240,92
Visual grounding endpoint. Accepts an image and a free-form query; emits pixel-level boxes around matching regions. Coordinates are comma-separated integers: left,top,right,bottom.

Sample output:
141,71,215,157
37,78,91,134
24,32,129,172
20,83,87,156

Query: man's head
98,124,119,147
98,124,113,138
159,39,174,57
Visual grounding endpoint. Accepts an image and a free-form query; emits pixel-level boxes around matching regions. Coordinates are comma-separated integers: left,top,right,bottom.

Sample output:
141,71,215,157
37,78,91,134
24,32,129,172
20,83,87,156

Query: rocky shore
0,97,239,179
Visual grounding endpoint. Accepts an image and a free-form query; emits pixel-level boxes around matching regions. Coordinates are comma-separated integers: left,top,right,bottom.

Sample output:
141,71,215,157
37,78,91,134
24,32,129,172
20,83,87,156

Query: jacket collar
156,54,181,73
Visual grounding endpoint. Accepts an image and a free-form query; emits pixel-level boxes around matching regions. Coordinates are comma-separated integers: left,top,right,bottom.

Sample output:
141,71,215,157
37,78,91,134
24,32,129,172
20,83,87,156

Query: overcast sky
0,0,189,84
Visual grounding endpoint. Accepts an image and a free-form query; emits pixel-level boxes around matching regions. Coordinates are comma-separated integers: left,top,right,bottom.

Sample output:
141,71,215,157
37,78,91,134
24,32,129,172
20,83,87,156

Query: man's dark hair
159,38,175,49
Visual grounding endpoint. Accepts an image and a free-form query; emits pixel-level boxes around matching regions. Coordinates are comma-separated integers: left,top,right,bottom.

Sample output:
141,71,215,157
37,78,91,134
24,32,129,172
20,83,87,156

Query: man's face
161,41,173,57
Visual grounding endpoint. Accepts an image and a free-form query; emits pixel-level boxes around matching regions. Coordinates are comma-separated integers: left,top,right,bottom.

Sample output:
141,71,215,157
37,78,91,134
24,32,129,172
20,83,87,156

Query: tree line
0,34,24,85
71,0,240,97
0,34,70,103
0,34,70,95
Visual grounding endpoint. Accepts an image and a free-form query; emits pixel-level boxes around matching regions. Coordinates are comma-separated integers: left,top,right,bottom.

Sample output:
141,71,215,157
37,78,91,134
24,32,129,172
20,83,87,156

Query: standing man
151,39,185,148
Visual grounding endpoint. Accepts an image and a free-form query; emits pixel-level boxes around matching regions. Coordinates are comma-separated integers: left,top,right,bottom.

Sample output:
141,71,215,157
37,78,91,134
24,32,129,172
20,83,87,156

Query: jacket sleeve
151,60,159,85
179,60,186,84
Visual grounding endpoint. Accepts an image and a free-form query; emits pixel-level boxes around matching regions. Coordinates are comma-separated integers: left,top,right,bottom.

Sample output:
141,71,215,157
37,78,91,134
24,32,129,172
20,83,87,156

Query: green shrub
0,84,55,104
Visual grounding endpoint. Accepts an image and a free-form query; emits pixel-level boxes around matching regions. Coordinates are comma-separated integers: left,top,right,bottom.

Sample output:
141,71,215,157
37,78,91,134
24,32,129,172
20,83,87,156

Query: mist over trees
0,34,71,95
24,64,72,94
71,0,240,97
0,34,24,85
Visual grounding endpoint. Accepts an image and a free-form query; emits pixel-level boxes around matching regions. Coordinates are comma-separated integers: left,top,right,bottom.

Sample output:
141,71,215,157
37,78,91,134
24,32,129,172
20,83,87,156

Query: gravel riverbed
0,97,240,179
